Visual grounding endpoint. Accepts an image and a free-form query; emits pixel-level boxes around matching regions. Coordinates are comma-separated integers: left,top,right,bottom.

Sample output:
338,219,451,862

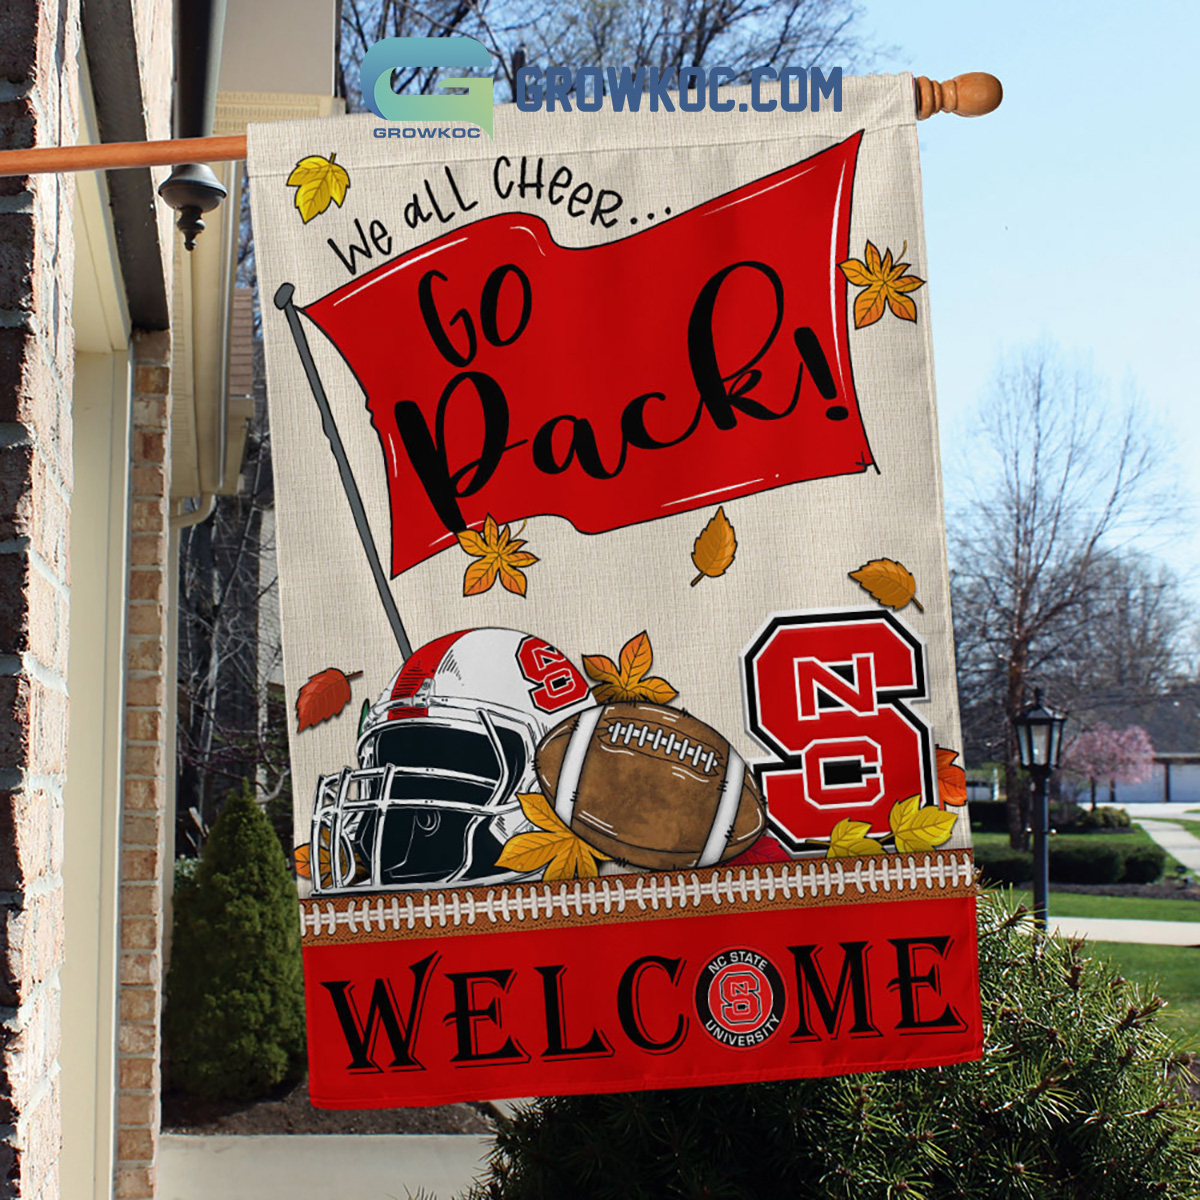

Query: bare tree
338,0,526,109
176,349,291,855
1050,553,1187,712
514,0,873,88
949,346,1177,849
336,0,877,107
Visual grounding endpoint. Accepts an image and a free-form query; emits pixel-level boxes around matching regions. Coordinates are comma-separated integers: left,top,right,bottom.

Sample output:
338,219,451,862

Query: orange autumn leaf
457,514,539,597
849,558,924,613
936,747,968,807
583,631,678,704
293,843,312,879
839,239,925,328
296,667,363,731
620,631,654,681
690,506,737,586
495,793,610,881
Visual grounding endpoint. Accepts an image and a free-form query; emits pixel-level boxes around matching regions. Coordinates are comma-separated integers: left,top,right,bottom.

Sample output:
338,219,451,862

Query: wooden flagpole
0,73,1000,177
0,134,247,177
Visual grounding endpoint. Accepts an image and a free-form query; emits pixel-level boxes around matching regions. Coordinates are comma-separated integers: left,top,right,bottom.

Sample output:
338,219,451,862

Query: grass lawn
973,829,1161,852
1175,819,1200,842
1085,941,1200,1041
1004,888,1200,922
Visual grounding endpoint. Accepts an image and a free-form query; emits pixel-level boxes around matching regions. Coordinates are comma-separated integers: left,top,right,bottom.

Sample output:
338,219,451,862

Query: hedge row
971,801,1131,834
975,839,1165,886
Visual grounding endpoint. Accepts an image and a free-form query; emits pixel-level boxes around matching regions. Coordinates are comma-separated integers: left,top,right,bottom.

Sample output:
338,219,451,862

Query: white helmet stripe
698,751,745,867
553,706,603,826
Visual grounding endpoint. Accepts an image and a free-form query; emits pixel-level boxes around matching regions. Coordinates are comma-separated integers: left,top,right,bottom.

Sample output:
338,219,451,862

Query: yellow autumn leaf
634,677,680,705
849,558,924,613
838,239,925,329
494,828,569,873
583,631,678,704
544,838,605,882
456,515,538,598
515,790,566,834
889,795,957,853
494,792,611,881
286,153,350,224
690,506,737,586
826,818,884,858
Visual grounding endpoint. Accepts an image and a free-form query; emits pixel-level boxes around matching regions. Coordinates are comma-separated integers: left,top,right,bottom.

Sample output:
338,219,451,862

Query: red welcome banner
302,871,979,1108
303,133,867,578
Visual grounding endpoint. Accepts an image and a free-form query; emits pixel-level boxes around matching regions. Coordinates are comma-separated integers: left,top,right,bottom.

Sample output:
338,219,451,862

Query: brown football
535,702,765,870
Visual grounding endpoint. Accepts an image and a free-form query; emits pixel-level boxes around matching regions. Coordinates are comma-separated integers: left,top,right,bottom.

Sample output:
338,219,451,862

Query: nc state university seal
695,948,786,1048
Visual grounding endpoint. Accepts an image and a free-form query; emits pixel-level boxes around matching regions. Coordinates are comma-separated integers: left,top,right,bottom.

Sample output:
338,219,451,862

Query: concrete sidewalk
159,1134,490,1200
1124,804,1200,820
1049,916,1200,946
1133,818,1200,873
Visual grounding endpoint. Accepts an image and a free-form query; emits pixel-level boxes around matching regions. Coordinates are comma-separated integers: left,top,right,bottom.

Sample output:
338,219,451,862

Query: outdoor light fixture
1014,689,1066,773
1013,689,1067,930
157,162,227,251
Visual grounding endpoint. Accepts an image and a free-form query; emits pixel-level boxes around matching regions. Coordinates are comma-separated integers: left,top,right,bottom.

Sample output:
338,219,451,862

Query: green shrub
1122,844,1167,884
1049,840,1124,884
1078,805,1132,831
968,800,1010,834
1050,800,1087,829
974,843,1031,885
164,780,306,1100
173,855,201,894
469,892,1200,1200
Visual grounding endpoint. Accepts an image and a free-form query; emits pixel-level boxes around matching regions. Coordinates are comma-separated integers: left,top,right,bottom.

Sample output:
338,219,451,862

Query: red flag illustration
303,133,868,579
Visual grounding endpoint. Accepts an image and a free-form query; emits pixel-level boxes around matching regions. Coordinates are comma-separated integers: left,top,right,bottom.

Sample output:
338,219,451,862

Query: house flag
248,72,982,1109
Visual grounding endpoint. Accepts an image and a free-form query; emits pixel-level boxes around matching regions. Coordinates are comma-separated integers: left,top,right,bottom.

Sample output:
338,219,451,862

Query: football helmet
309,628,595,893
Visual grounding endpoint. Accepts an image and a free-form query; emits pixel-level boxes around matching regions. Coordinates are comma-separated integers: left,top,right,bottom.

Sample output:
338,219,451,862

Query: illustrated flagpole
274,282,413,660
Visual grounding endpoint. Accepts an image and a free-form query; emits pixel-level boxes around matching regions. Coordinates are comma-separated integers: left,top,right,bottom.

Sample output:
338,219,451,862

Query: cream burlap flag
249,73,979,1109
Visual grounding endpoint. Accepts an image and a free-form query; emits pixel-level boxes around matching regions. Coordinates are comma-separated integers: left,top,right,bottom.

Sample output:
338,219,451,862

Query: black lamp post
1013,689,1067,930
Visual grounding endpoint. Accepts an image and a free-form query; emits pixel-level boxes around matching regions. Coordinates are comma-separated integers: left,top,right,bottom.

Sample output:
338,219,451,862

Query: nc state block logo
742,608,936,849
694,948,786,1048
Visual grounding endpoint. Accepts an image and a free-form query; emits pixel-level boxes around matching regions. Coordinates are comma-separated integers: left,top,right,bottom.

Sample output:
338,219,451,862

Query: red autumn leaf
936,747,968,807
296,667,362,732
728,834,792,866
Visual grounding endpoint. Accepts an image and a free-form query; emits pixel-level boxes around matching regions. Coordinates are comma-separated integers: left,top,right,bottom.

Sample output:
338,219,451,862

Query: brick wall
0,1,80,1197
114,333,171,1200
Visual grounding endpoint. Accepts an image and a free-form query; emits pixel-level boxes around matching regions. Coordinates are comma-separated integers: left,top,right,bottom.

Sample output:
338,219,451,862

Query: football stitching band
554,705,603,825
698,751,746,867
299,852,978,939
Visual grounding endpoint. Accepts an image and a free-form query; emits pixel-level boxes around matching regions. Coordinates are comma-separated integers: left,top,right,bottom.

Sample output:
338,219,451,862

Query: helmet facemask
311,687,542,892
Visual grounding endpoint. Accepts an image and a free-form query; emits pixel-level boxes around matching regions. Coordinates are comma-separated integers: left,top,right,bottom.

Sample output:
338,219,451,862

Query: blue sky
866,1,1199,595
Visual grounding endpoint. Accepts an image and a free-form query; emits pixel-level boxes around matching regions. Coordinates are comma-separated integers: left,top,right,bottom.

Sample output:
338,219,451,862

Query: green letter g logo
361,36,494,136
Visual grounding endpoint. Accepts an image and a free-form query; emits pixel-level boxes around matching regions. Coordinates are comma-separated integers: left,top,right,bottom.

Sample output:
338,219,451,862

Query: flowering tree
1063,723,1155,809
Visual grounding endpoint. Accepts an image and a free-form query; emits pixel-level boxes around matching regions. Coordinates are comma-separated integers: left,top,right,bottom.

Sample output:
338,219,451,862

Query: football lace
604,719,719,774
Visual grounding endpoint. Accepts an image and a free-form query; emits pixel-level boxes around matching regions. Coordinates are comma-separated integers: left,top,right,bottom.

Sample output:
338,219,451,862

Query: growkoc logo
361,36,494,136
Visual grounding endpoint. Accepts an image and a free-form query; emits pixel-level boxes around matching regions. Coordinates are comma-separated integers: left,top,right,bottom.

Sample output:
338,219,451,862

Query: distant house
1081,684,1200,805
